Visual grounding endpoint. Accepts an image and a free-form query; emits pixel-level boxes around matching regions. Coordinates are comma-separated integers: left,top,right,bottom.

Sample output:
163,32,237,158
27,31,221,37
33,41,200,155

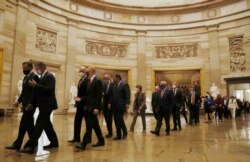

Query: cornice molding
72,0,240,15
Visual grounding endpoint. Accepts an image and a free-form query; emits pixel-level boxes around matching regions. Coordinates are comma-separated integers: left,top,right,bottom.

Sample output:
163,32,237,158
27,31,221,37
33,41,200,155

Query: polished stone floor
0,113,250,162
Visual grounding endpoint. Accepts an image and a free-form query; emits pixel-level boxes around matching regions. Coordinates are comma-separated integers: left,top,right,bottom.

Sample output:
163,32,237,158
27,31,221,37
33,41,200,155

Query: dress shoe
166,132,170,136
113,137,122,140
75,143,86,151
67,139,79,143
92,141,105,147
43,144,58,150
150,131,160,136
122,134,127,140
5,145,18,150
20,147,35,154
171,128,177,131
105,134,113,138
179,127,182,131
142,130,146,133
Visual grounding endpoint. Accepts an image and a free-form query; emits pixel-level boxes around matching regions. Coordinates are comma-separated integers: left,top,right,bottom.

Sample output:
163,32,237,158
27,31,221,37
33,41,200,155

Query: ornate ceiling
94,0,208,8
72,0,239,14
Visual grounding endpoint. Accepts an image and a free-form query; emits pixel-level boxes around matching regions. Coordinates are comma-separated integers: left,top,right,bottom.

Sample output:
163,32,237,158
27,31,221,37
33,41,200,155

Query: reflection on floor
1,114,250,162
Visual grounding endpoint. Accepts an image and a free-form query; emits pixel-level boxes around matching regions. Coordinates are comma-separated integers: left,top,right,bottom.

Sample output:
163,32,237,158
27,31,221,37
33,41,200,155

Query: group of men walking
5,61,202,154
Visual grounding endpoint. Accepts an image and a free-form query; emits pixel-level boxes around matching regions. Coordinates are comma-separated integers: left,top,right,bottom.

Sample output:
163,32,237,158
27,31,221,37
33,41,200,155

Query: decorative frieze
35,27,57,54
86,40,127,57
229,35,246,72
155,43,198,58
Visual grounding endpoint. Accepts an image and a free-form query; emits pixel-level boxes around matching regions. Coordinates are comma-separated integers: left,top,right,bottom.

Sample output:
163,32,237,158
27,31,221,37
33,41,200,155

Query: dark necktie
87,79,91,90
23,76,28,83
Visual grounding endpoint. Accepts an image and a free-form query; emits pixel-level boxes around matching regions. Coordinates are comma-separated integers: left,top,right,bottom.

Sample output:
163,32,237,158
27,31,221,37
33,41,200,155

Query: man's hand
26,104,33,111
93,109,99,115
13,101,20,107
29,79,37,87
108,104,111,110
74,97,81,102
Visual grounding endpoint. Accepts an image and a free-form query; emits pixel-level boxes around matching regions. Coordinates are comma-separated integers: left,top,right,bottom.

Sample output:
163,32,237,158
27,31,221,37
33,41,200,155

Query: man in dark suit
151,81,172,136
5,62,39,151
68,66,90,143
151,86,160,120
171,82,184,131
109,74,130,140
102,74,114,138
75,67,105,151
188,86,202,125
20,62,59,154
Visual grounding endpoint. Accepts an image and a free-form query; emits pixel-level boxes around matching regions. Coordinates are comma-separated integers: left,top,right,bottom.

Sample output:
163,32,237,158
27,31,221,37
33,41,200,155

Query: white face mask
36,70,42,75
79,72,85,78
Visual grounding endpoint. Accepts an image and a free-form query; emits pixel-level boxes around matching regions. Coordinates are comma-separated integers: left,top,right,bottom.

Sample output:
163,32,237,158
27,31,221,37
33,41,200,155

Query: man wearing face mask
75,67,105,151
5,62,39,151
20,62,59,154
151,81,173,136
171,82,184,131
102,74,114,138
68,66,90,143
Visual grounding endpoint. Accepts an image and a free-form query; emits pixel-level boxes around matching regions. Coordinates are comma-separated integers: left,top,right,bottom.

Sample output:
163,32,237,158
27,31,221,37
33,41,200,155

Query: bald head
155,86,160,92
160,81,167,86
79,66,87,73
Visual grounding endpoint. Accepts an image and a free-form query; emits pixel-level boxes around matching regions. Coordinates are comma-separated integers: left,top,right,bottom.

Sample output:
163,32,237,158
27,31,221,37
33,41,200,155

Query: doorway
225,77,250,101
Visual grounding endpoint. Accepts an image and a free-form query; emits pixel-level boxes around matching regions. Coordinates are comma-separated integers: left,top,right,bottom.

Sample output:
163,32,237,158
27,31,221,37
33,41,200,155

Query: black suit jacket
157,89,173,111
85,77,103,112
151,92,158,109
102,81,114,110
171,88,184,108
188,92,201,107
109,81,130,110
75,77,88,109
33,71,58,112
18,72,39,110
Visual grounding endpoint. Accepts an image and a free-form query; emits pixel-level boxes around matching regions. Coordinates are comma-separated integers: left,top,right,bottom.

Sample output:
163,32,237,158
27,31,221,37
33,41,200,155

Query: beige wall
0,0,250,114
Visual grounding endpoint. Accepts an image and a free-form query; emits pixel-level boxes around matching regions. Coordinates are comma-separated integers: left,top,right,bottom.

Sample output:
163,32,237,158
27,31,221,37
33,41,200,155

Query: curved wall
0,0,250,114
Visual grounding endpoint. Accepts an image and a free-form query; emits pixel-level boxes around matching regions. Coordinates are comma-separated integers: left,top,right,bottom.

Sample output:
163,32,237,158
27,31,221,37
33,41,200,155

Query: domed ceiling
72,0,238,14
95,0,208,8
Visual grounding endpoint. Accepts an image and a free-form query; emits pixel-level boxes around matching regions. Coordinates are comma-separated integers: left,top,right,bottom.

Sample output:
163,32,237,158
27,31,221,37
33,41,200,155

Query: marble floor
0,113,250,162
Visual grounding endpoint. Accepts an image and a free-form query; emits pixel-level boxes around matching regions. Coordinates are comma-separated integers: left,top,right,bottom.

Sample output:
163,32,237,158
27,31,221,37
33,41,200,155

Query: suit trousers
114,108,127,138
13,110,35,150
130,109,146,131
73,107,89,142
82,112,104,145
103,107,113,135
155,108,171,133
189,104,199,125
25,110,58,149
172,105,181,129
152,107,158,120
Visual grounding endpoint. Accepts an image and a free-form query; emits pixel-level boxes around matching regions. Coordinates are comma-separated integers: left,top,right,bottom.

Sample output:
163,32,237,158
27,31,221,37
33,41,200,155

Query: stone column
9,2,28,115
207,25,221,91
64,18,78,113
136,31,147,90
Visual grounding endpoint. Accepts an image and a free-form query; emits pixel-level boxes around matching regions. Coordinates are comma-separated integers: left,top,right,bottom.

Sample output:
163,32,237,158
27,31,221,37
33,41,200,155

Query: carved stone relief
155,43,198,58
229,35,246,72
86,40,127,57
35,27,57,54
